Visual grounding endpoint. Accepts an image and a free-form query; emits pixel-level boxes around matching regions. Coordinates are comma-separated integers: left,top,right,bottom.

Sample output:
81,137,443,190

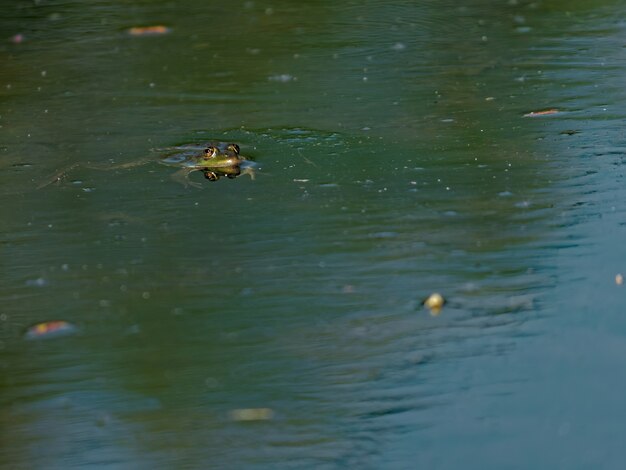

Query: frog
161,142,255,187
39,142,255,189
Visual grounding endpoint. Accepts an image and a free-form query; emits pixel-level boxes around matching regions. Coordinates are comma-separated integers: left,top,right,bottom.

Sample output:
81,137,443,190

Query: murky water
2,0,626,468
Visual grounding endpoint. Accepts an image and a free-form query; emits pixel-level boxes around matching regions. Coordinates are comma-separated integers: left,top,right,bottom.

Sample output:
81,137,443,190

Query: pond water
2,0,626,468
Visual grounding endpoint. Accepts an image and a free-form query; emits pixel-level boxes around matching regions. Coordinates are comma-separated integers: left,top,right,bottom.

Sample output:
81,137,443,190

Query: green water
2,0,626,468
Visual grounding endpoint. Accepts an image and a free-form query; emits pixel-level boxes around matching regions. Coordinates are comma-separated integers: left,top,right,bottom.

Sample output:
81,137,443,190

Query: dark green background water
2,0,626,468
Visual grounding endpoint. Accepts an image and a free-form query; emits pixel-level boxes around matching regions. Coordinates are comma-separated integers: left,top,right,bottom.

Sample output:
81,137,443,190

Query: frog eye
204,146,217,158
227,143,240,154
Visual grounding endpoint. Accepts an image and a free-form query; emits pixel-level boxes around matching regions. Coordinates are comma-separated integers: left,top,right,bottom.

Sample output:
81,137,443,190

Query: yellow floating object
423,293,445,316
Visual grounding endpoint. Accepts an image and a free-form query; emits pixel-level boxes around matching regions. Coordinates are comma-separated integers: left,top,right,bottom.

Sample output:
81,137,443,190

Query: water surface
2,0,626,468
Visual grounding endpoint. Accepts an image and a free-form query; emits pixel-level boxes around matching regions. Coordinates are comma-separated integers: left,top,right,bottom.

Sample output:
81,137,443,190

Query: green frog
161,142,255,187
39,142,255,189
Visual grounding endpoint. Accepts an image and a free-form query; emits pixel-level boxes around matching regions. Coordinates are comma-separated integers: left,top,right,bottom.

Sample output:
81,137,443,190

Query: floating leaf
523,109,559,117
127,26,171,36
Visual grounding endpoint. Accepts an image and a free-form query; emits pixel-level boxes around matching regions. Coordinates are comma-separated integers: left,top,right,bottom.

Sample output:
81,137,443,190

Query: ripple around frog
38,127,351,189
39,140,256,189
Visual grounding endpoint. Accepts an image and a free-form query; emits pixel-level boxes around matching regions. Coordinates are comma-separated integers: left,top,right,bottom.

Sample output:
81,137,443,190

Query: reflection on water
2,0,626,467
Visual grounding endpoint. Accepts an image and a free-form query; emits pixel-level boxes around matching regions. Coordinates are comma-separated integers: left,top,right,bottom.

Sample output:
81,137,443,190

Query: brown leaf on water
127,26,171,36
523,108,559,117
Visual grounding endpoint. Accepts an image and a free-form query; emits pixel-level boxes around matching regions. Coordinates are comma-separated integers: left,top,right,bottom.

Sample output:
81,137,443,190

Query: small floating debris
11,162,34,169
25,320,77,340
268,74,295,82
9,33,24,44
523,108,559,117
560,129,580,136
25,277,47,287
127,25,171,36
230,408,274,422
423,292,446,316
616,273,623,286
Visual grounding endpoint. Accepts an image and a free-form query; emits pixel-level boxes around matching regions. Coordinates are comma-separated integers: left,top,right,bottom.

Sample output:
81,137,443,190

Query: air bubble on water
26,277,47,287
125,324,141,335
205,377,219,389
369,231,397,239
268,74,294,82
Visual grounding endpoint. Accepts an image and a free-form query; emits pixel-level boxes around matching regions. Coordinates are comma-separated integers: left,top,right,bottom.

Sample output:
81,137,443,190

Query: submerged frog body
40,142,255,189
